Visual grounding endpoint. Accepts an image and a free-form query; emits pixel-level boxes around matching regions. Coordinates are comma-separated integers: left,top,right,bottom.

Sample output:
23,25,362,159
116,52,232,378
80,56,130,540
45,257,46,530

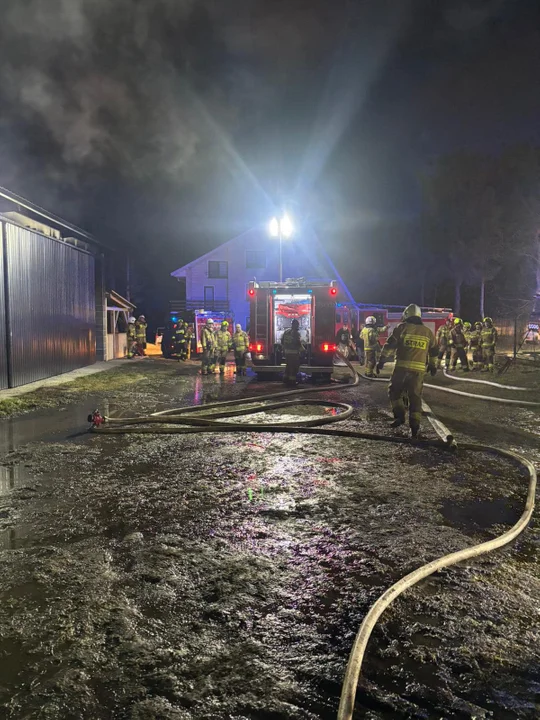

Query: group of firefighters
126,315,148,358
199,318,250,375
436,316,498,373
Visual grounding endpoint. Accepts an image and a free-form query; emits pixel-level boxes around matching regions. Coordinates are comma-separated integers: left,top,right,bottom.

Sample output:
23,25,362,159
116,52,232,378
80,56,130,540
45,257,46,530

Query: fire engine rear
248,279,339,380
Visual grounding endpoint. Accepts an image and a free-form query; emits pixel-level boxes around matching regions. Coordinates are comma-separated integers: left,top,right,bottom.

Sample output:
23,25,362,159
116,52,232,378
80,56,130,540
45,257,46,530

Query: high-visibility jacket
449,327,467,349
282,329,303,356
135,322,147,342
127,324,137,341
481,326,498,348
232,331,249,353
201,326,216,351
381,318,437,374
215,329,232,353
436,325,450,347
360,326,379,350
175,325,186,343
469,330,482,348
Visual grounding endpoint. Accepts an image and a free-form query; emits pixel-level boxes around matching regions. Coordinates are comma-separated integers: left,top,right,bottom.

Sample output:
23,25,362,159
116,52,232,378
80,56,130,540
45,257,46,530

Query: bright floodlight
280,213,294,238
269,217,279,237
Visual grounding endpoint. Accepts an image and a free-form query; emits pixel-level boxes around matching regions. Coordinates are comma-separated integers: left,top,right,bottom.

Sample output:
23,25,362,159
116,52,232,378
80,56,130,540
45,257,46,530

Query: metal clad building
1,219,96,388
0,223,8,389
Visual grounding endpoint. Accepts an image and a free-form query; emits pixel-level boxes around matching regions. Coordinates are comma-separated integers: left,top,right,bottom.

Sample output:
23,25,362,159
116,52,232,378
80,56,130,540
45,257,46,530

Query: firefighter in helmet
175,320,186,361
436,317,452,369
360,316,381,378
216,321,232,374
448,318,469,372
481,317,498,372
281,319,305,385
377,303,438,439
200,318,217,374
232,323,250,375
470,322,483,370
127,316,137,358
135,315,147,356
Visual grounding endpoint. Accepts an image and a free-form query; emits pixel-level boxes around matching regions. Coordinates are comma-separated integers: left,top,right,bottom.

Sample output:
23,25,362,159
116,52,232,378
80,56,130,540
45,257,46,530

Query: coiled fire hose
90,357,537,720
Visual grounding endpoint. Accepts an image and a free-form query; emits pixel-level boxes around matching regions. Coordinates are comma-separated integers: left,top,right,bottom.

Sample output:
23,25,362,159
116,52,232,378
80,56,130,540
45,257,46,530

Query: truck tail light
248,288,256,297
329,287,338,296
249,342,264,353
321,342,337,352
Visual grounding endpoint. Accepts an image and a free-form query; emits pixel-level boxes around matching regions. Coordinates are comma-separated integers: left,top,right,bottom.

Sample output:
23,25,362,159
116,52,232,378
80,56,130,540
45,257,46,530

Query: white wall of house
173,226,350,329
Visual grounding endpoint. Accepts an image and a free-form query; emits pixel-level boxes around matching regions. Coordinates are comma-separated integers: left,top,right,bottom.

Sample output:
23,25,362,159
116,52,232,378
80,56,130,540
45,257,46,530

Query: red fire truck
248,279,339,380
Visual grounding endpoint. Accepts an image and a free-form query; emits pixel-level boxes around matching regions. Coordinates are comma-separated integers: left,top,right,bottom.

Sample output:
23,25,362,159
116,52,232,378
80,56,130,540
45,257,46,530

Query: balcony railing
170,299,230,313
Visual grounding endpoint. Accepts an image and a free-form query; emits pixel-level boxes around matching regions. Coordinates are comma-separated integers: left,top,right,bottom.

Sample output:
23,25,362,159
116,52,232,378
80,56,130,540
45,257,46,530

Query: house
170,225,354,329
0,186,129,389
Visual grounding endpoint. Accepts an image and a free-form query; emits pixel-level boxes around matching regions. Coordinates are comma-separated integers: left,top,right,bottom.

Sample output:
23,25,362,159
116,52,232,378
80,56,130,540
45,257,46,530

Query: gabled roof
170,227,256,277
170,225,355,303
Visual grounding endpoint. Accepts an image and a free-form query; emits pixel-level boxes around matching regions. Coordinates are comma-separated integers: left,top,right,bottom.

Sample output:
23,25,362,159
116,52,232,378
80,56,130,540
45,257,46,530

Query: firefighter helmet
128,316,136,324
365,316,376,326
206,318,214,325
454,317,462,325
475,321,482,329
235,323,242,331
483,317,493,325
463,321,471,330
221,320,229,328
402,304,421,320
138,315,146,321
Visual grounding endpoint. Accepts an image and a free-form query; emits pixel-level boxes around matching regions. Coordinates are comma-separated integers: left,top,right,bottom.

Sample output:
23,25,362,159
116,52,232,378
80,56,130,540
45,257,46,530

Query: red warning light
321,343,337,352
330,287,338,296
248,288,256,297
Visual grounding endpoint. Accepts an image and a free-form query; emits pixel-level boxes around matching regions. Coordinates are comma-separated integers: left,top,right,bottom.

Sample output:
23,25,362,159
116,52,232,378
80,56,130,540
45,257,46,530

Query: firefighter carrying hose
481,317,498,372
201,318,217,375
281,319,305,385
216,321,232,374
377,303,438,439
360,316,381,378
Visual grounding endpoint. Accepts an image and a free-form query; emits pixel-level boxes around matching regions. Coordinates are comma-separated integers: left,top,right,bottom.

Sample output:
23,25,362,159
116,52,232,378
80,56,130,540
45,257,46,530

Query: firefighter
377,304,437,439
135,315,147,356
175,321,186,360
481,317,498,372
200,318,217,374
216,321,232,374
436,318,452,369
335,323,354,359
232,323,249,375
282,319,305,385
360,316,380,378
126,316,137,358
470,321,483,370
185,323,194,360
463,321,472,366
448,318,469,372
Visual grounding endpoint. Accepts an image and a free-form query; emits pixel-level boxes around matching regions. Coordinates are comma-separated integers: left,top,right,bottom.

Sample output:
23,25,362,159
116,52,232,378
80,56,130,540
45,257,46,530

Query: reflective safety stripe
403,334,429,351
395,359,426,373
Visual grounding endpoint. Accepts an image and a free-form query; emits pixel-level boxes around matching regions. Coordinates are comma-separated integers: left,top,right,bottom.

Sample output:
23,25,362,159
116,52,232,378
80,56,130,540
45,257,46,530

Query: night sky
1,0,539,310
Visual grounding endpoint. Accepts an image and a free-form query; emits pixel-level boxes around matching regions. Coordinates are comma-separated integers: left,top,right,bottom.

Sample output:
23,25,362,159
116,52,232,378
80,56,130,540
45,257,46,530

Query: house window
246,250,266,269
204,286,215,303
208,260,228,278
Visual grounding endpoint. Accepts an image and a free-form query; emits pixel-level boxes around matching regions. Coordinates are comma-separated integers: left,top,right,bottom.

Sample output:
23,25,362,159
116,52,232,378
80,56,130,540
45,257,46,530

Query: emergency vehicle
248,279,339,380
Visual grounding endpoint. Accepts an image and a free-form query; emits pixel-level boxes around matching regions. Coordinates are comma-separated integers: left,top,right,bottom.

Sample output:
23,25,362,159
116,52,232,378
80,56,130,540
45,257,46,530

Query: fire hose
89,358,537,720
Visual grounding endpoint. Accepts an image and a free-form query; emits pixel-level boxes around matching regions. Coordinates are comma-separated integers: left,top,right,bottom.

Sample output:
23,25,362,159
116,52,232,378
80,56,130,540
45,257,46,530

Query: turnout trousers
284,353,301,384
451,347,469,370
388,368,424,431
364,348,378,376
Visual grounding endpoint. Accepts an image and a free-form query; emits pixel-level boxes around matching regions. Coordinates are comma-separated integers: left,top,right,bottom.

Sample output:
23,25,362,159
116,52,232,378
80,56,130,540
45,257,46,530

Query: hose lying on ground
442,367,528,391
91,357,537,720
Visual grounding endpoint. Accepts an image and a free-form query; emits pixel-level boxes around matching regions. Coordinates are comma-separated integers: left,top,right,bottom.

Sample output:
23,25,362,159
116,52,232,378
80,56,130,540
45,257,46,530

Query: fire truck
248,279,339,380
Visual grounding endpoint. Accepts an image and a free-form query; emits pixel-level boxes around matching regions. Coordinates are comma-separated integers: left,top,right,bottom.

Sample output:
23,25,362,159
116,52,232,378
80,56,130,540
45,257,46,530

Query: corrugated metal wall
3,222,95,387
0,223,8,389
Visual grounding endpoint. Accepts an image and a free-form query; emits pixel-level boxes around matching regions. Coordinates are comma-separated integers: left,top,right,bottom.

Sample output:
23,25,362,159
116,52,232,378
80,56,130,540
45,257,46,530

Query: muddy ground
0,359,539,719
